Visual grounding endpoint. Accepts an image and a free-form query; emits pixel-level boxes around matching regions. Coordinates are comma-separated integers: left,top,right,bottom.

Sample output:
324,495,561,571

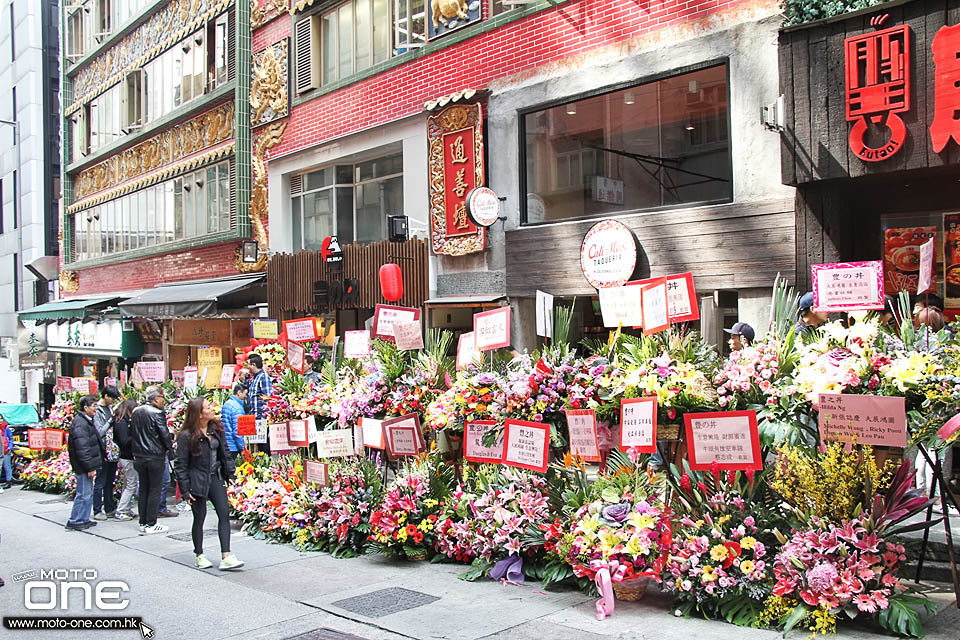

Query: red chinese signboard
844,19,910,162
427,103,486,256
931,24,960,153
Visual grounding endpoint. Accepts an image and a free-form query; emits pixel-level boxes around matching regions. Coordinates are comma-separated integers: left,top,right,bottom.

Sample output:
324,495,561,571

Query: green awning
18,297,119,321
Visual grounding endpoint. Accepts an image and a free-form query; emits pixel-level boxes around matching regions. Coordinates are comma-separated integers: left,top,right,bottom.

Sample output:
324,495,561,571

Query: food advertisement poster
884,226,936,295
944,214,960,306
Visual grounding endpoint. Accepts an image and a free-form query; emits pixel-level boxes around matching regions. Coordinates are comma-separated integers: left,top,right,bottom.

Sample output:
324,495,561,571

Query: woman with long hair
112,398,140,521
174,397,244,570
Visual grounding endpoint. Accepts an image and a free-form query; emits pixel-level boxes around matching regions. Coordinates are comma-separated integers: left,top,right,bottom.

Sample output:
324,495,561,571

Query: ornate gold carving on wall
68,0,234,115
235,121,286,272
251,39,289,127
290,0,316,14
59,271,79,293
251,0,288,28
72,102,235,205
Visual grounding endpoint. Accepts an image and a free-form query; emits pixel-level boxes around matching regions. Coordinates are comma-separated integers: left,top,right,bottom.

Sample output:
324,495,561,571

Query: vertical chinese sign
930,24,960,153
427,103,486,256
844,20,910,162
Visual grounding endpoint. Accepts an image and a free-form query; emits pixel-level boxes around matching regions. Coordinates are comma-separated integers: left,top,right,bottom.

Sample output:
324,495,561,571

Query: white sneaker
195,554,213,569
138,524,146,534
139,524,169,535
219,554,244,570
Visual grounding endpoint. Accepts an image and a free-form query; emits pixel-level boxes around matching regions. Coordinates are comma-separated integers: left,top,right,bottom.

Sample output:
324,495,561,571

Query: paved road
1,487,958,640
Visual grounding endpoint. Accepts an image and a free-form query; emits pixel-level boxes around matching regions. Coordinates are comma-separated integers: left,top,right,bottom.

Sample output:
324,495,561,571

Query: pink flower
854,593,877,613
806,563,839,592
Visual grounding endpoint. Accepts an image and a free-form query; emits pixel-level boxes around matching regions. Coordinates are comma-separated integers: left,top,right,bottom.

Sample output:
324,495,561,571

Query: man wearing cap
724,322,754,352
795,292,828,336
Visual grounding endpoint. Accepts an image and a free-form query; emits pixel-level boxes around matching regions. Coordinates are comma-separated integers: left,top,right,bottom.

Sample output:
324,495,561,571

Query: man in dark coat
66,395,105,531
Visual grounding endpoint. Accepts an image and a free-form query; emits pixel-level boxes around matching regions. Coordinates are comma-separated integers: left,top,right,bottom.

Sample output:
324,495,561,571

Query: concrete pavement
1,486,958,640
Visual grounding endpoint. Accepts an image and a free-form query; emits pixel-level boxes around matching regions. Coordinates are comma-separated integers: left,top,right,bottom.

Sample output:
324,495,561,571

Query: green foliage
874,592,938,638
768,273,798,341
781,0,889,27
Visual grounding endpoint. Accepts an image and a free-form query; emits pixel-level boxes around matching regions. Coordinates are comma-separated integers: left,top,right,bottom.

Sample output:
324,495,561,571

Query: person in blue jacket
220,384,248,460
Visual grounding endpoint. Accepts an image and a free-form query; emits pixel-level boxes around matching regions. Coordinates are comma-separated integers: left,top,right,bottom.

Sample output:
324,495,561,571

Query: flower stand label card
183,366,199,391
28,429,45,450
817,393,907,447
566,409,601,461
136,361,165,382
598,285,643,328
286,340,306,374
619,397,657,453
684,410,762,471
663,272,699,322
464,420,503,464
474,307,511,352
315,428,354,458
393,320,424,351
304,460,329,486
250,318,279,340
287,419,310,448
501,419,550,473
45,430,64,450
344,330,371,359
373,304,420,342
219,364,237,389
383,414,423,457
456,332,479,370
247,420,268,445
361,417,385,449
811,260,884,312
237,415,257,436
284,318,319,342
640,278,670,335
269,422,294,455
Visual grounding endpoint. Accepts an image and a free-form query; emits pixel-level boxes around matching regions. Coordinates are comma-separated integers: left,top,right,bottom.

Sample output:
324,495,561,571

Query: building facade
0,0,60,404
257,0,794,352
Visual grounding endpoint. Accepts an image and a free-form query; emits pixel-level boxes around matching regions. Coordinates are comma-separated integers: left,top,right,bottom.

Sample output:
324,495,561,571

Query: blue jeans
67,472,95,525
2,452,11,482
158,460,171,513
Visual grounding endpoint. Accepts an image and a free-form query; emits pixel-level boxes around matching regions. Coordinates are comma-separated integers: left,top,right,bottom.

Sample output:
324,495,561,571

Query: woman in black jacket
66,395,105,531
112,399,139,521
174,398,243,570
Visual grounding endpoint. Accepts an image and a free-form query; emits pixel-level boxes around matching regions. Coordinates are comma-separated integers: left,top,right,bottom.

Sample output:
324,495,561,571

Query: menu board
944,214,960,306
884,226,937,295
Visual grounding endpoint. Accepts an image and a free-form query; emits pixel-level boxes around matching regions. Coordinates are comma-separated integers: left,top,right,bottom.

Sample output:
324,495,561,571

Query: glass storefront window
521,64,732,224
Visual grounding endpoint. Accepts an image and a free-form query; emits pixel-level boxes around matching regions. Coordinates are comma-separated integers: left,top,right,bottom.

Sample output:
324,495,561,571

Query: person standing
66,395,105,531
220,384,249,460
92,387,120,520
246,355,271,420
795,292,828,336
1,419,13,490
112,399,139,521
723,322,755,353
304,355,321,387
175,397,244,570
131,386,173,534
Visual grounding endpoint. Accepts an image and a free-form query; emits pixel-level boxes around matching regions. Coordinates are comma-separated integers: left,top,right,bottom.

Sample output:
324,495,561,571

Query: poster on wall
884,226,937,295
944,214,960,306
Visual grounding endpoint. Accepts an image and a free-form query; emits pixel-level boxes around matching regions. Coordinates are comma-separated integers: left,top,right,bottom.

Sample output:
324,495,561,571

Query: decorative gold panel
251,39,289,127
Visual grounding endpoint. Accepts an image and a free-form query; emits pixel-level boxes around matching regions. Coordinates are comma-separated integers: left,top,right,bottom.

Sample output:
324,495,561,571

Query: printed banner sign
136,361,165,382
811,261,885,312
566,409,601,462
237,415,257,437
286,340,306,374
269,422,294,455
283,318,319,343
641,278,670,335
315,428,355,458
304,460,330,486
501,419,550,473
599,285,643,328
463,420,503,464
287,419,310,448
219,364,237,389
393,320,424,351
372,304,421,342
817,393,907,447
456,332,479,370
473,307,511,352
361,417,385,449
382,414,423,457
251,319,280,340
619,397,657,453
684,411,762,471
344,330,371,359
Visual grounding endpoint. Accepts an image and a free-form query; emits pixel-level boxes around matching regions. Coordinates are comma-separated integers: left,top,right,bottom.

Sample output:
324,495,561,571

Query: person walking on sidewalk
131,386,173,535
112,399,139,521
175,397,244,571
220,384,248,461
92,386,120,520
246,355,271,420
66,395,105,531
1,419,13,490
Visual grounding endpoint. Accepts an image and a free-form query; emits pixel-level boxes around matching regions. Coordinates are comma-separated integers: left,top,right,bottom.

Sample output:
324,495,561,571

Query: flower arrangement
424,367,506,436
714,338,783,409
20,451,76,494
45,392,80,430
621,354,717,422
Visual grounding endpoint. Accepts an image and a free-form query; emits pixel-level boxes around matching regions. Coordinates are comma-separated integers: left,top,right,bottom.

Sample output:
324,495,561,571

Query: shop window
521,64,732,225
121,69,144,133
94,0,111,43
66,5,87,62
394,0,426,53
210,12,230,89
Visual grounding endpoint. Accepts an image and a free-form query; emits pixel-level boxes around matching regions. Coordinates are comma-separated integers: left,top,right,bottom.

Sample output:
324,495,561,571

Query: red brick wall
270,0,757,157
66,242,245,297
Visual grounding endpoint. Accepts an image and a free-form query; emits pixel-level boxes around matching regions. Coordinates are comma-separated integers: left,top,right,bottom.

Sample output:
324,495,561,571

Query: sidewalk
1,486,958,640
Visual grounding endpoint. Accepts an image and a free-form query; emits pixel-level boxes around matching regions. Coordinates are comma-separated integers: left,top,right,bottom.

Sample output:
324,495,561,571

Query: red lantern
379,263,404,302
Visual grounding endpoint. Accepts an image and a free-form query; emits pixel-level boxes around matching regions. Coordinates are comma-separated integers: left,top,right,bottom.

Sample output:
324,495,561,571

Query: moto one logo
24,569,130,611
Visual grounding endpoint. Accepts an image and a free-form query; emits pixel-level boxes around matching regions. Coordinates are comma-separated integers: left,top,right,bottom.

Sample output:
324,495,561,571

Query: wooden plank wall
505,199,796,297
267,238,429,318
779,0,960,185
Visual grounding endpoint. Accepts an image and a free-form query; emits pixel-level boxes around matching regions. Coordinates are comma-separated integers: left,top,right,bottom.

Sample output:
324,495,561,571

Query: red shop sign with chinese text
844,18,910,162
931,24,960,153
427,103,486,256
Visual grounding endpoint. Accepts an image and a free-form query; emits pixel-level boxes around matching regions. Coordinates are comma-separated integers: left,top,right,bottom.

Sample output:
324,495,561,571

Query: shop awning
425,295,505,308
119,275,265,319
18,297,120,322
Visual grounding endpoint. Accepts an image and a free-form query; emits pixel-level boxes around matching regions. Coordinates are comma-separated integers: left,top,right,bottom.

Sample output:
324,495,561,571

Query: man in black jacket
131,386,172,535
66,395,105,531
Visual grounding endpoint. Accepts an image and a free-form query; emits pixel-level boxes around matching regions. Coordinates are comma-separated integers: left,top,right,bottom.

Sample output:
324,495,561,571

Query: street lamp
0,118,23,311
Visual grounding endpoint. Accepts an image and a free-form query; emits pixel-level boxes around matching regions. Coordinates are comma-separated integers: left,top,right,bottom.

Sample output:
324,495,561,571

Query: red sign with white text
283,318,318,343
501,419,550,473
684,410,762,471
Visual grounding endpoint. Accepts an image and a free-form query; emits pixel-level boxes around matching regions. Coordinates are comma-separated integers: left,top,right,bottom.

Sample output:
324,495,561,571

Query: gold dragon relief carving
59,271,79,293
251,39,289,127
74,102,235,202
234,121,287,273
251,0,288,28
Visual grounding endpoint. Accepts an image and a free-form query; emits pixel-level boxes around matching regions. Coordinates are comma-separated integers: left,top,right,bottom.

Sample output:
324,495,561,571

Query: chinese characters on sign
456,332,478,370
473,307,511,352
284,318,318,343
817,393,907,447
930,24,960,153
383,414,423,457
136,361,166,382
315,428,355,458
641,278,670,335
566,409,601,462
845,21,911,162
684,411,762,471
427,103,486,256
250,319,279,340
219,365,237,389
372,304,420,342
269,423,294,455
197,347,222,389
598,285,643,328
304,460,329,486
464,420,503,464
619,397,657,453
811,261,885,312
286,340,306,374
286,419,310,448
344,330,371,359
501,419,550,473
237,415,257,436
393,320,424,351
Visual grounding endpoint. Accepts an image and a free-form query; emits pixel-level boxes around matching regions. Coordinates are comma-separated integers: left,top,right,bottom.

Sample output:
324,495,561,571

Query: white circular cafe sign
580,219,638,289
466,187,501,227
